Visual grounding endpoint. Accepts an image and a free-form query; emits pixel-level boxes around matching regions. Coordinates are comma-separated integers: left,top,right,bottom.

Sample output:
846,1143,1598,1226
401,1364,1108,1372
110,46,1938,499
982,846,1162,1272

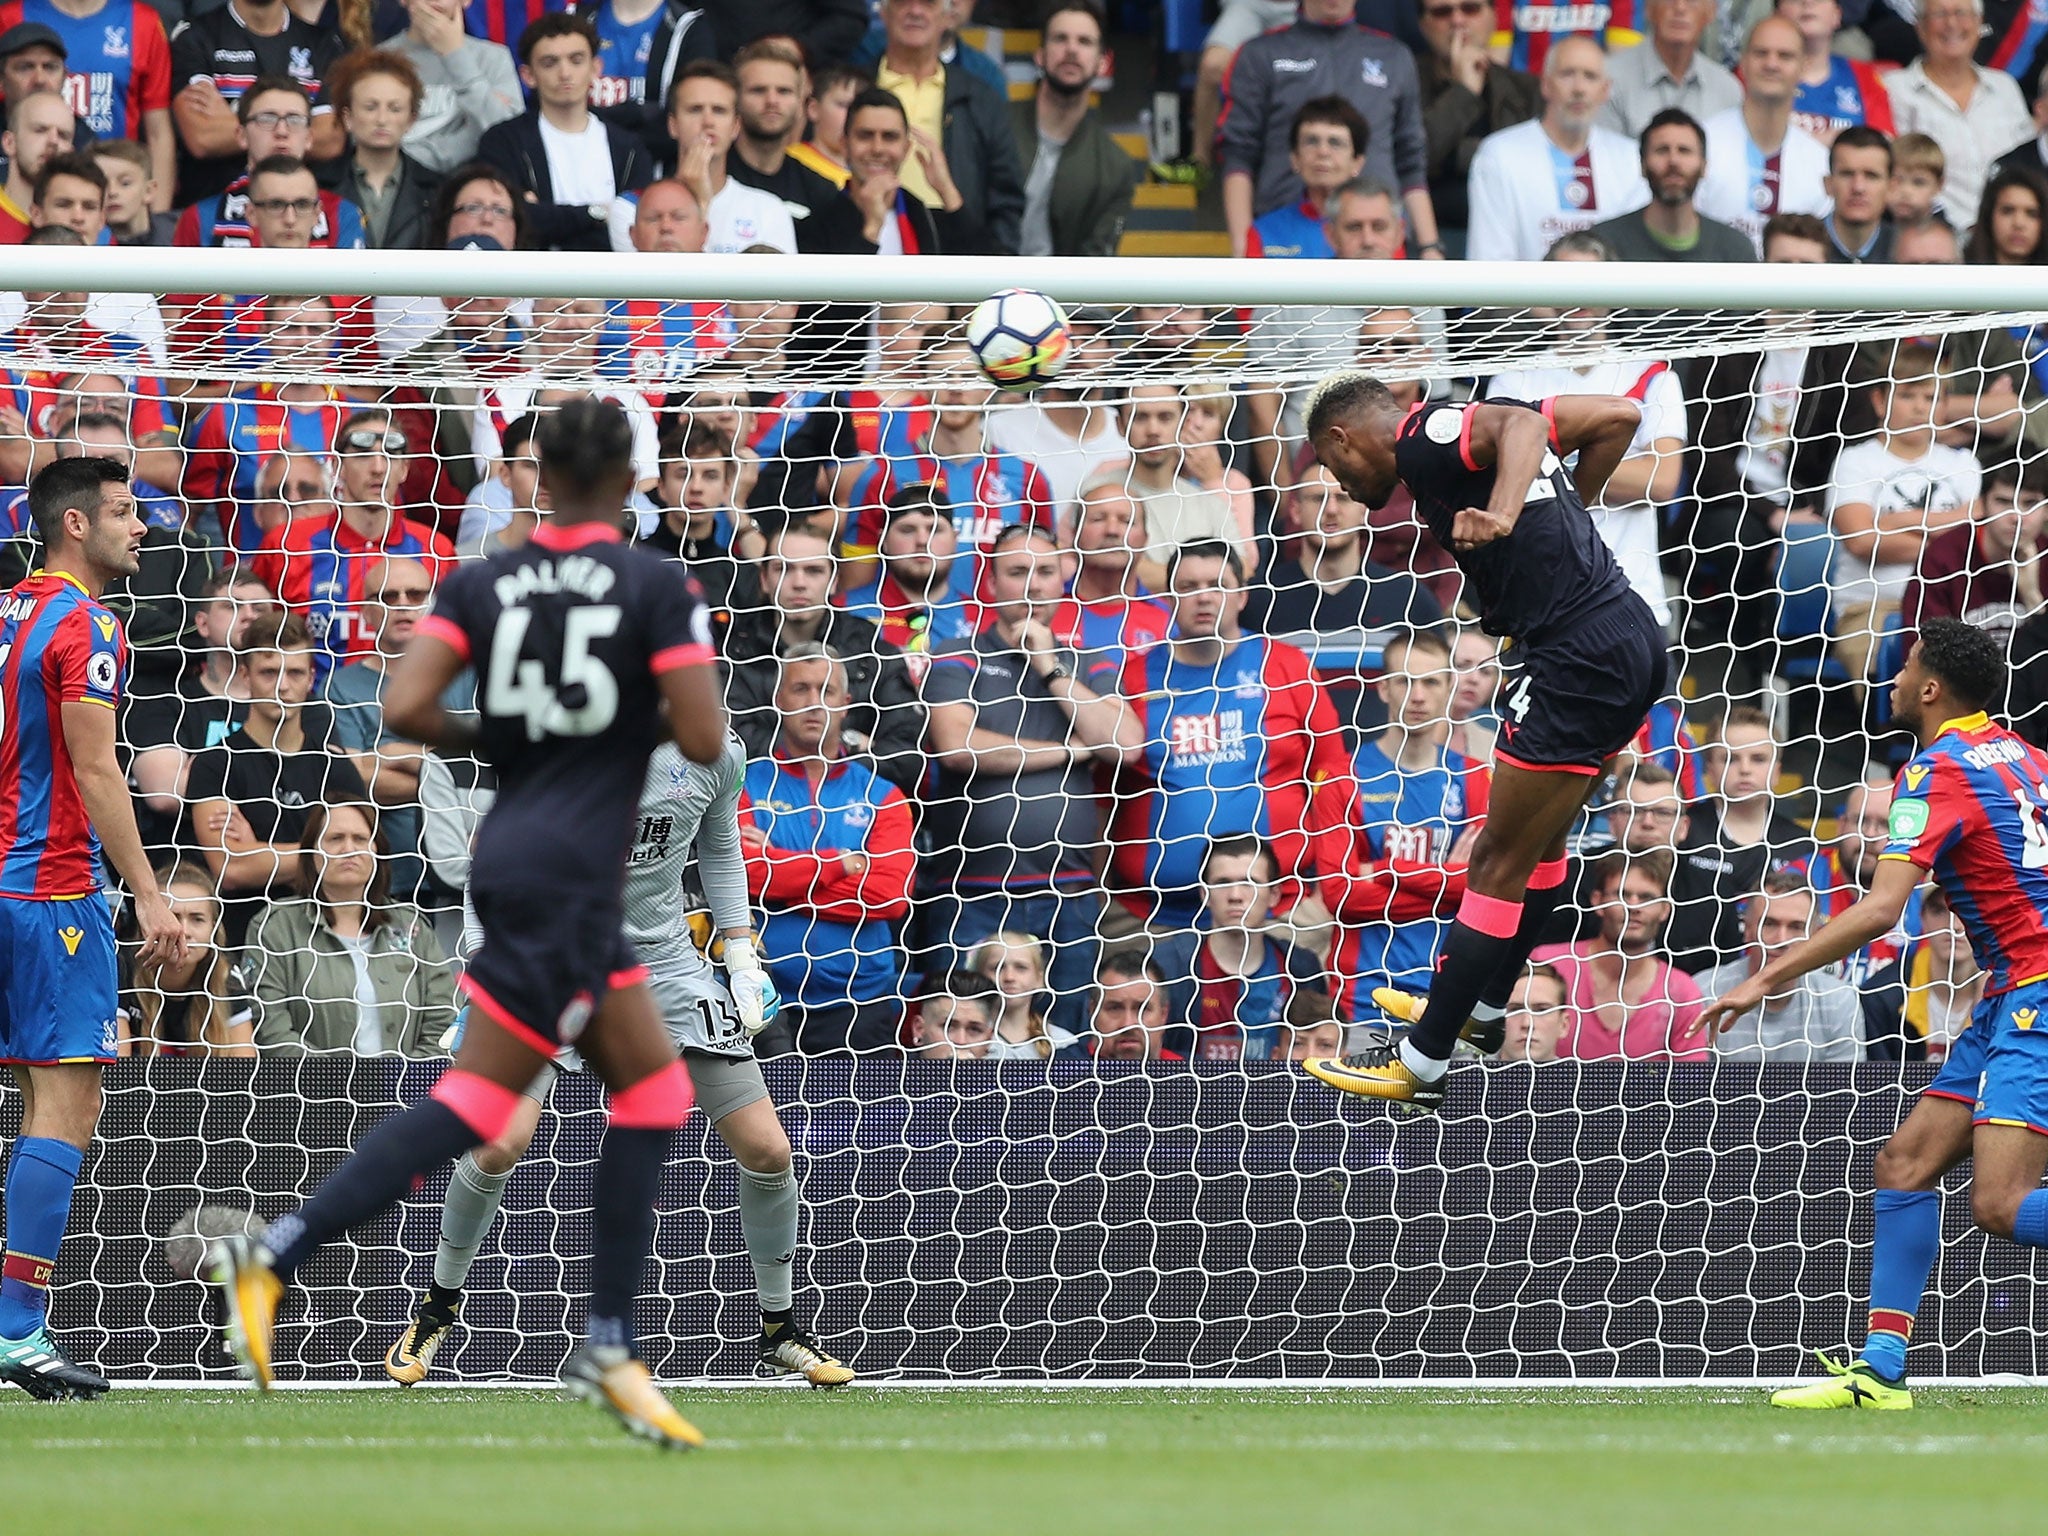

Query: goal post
9,250,2048,1384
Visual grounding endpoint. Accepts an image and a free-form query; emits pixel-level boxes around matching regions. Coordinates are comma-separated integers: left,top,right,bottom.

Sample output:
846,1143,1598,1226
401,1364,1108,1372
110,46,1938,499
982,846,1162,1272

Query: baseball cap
0,22,67,60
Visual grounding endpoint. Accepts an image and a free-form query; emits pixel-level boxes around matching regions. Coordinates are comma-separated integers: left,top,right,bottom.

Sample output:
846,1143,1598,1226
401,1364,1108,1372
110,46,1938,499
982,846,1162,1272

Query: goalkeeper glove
724,935,781,1038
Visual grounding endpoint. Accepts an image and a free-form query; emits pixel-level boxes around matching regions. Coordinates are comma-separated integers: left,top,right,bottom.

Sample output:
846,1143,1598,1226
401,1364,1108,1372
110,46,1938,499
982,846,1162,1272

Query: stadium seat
1771,520,1851,688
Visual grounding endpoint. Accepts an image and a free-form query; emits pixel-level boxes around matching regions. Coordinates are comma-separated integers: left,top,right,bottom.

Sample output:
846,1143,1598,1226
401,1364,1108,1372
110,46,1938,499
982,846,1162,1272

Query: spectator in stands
1966,162,2048,262
1087,950,1179,1062
126,567,276,836
27,151,103,241
248,800,456,1056
1662,706,1816,975
478,15,652,252
1827,342,1982,682
837,483,971,652
637,420,739,599
1592,109,1757,263
0,89,71,241
169,0,341,204
1696,870,1867,1060
1533,850,1710,1060
184,612,370,947
1112,542,1352,928
1601,0,1743,141
868,0,1023,253
1882,223,2033,460
1803,768,1916,987
326,554,463,886
1152,834,1327,1062
1495,963,1569,1064
1888,132,1947,226
923,524,1130,1024
740,642,914,1055
984,313,1124,511
95,138,174,246
660,62,794,254
1219,0,1439,260
459,409,543,559
1013,0,1134,259
1823,125,1896,262
801,84,987,255
1322,624,1486,1009
1243,96,1368,260
1448,628,1500,762
723,521,925,793
1487,232,1687,635
1467,38,1646,262
173,78,362,249
1782,0,1894,142
1242,460,1444,735
1861,882,1982,1062
1190,0,1294,179
1052,480,1169,683
1685,212,1871,669
972,930,1082,1059
385,0,523,176
1085,385,1251,587
48,407,178,535
1287,998,1344,1062
1902,458,2045,650
253,407,457,676
1887,0,2032,227
117,861,256,1058
1415,0,1539,251
425,159,528,251
791,61,862,188
330,50,438,252
727,38,837,224
1697,18,1831,255
1994,59,2048,181
909,969,999,1059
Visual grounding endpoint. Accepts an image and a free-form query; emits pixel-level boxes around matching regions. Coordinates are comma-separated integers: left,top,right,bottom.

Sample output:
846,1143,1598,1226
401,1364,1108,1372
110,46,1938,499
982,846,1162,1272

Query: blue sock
1861,1188,1942,1383
0,1136,85,1340
2012,1188,2048,1248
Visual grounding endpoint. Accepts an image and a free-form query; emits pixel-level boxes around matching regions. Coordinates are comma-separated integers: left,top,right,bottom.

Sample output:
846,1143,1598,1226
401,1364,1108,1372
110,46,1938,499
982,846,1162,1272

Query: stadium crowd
1,0,2045,1066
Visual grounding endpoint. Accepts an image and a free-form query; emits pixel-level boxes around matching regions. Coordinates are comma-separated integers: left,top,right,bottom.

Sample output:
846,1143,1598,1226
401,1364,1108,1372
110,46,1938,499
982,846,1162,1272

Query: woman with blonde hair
972,930,1081,1060
117,861,256,1057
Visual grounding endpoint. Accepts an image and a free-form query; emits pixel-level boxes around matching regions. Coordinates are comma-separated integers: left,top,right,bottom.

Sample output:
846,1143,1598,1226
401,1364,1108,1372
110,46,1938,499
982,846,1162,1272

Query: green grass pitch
6,1385,2046,1533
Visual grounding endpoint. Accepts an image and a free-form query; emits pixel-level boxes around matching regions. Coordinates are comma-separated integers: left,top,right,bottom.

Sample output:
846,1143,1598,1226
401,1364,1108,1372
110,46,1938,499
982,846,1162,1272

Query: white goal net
9,248,2048,1382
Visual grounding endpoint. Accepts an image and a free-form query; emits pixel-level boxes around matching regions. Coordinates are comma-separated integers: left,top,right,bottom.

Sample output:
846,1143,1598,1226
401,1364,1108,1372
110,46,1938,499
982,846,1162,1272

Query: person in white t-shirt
1696,17,1831,254
666,59,798,254
986,313,1127,511
1827,341,1982,680
1466,36,1649,262
1485,231,1687,631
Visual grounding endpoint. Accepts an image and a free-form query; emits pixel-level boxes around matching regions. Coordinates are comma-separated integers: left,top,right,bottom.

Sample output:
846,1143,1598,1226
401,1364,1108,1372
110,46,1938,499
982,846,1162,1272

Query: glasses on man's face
454,199,514,222
340,427,407,454
251,197,319,217
1424,1,1488,18
247,111,311,131
369,585,432,605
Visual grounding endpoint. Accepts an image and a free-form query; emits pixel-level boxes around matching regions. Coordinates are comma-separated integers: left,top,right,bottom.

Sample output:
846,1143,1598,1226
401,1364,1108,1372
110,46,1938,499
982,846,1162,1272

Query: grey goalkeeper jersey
622,732,752,968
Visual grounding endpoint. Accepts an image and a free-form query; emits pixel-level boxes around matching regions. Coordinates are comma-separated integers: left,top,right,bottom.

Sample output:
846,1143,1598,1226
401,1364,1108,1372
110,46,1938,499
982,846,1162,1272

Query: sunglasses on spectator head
340,427,407,454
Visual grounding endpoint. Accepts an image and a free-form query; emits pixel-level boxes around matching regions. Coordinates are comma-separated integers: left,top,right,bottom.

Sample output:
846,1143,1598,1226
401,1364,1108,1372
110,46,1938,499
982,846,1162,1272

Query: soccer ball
965,288,1072,392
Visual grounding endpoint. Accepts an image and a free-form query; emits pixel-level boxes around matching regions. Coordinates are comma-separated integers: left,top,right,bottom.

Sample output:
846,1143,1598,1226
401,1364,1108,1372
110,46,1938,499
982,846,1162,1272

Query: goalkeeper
388,730,854,1388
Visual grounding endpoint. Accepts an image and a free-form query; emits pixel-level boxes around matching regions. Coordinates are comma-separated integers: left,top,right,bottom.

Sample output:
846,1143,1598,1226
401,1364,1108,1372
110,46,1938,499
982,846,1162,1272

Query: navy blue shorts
0,893,118,1065
458,884,646,1057
1494,593,1668,775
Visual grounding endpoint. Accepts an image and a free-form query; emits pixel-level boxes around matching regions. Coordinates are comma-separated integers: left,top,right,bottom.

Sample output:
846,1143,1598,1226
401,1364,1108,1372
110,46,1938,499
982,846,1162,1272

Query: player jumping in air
1699,621,2048,1410
0,459,185,1400
207,398,728,1449
385,732,854,1389
1299,375,1662,1110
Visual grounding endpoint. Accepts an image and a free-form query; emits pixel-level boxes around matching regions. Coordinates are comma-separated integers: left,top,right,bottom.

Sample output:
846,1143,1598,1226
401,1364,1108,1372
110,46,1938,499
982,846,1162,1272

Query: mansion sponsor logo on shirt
1168,709,1249,764
1383,821,1452,863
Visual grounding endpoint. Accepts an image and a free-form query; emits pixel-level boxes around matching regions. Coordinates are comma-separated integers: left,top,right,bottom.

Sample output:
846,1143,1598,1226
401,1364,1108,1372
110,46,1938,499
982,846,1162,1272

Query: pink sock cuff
609,1060,695,1129
1457,888,1525,939
430,1069,523,1141
1529,856,1570,892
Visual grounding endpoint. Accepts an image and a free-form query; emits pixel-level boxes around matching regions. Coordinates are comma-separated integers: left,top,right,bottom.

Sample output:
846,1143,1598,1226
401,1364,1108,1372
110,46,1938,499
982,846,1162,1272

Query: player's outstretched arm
61,700,184,967
1544,394,1645,506
384,633,479,758
1692,858,1920,1037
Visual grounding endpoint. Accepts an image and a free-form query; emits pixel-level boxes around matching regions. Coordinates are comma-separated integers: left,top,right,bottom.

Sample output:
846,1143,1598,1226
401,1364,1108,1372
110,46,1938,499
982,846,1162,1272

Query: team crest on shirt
1564,179,1588,207
103,24,129,57
1836,86,1858,113
289,47,311,76
843,801,874,830
1360,58,1388,88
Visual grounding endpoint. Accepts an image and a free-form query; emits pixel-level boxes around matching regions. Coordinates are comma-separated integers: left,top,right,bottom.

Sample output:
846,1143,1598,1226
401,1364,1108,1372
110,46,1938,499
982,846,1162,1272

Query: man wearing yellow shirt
870,0,1023,251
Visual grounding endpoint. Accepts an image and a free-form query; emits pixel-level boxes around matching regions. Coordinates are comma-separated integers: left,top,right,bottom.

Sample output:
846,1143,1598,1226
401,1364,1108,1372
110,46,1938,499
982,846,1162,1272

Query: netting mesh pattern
6,277,2048,1379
